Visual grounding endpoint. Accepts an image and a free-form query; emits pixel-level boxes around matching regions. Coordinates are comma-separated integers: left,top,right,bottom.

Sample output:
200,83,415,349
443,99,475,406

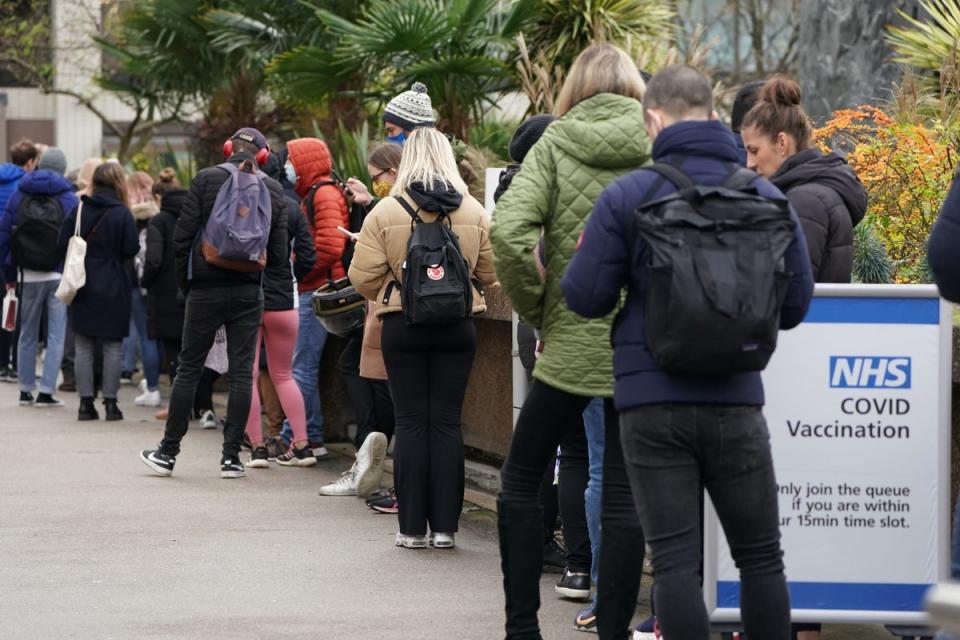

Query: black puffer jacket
174,155,289,292
263,201,317,311
143,190,188,340
771,149,867,283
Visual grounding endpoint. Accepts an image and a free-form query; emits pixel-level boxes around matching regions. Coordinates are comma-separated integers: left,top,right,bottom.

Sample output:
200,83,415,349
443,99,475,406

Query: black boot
497,498,545,640
78,397,99,421
103,398,123,422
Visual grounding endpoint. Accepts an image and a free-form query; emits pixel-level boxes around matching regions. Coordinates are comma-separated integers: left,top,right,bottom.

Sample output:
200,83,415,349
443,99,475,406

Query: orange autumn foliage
814,106,957,282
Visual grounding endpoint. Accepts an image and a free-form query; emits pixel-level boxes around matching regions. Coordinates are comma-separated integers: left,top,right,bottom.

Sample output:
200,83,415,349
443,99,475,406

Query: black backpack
632,163,796,374
11,194,64,272
304,177,365,274
394,196,472,325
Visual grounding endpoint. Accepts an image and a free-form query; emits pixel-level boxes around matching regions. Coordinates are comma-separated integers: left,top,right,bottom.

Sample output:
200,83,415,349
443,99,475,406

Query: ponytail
741,76,812,151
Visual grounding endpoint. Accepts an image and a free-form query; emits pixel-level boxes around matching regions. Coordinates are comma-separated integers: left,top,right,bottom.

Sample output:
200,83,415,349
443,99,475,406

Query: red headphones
223,135,270,166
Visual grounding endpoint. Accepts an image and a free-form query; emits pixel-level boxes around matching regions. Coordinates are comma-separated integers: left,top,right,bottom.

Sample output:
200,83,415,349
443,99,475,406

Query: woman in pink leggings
245,158,319,468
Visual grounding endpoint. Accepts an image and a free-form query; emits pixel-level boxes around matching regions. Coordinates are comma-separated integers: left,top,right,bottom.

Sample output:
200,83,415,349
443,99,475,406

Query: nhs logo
829,356,911,389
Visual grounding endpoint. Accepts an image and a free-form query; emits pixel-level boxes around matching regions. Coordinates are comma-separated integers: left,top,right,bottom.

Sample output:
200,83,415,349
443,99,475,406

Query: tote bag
55,202,87,304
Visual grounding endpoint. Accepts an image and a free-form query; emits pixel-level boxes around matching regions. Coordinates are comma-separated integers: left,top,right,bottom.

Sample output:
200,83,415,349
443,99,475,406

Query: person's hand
345,178,373,206
5,282,14,292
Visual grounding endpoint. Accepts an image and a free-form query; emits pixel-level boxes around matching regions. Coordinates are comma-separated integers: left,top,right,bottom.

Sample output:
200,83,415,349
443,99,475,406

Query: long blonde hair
390,128,469,197
554,43,647,117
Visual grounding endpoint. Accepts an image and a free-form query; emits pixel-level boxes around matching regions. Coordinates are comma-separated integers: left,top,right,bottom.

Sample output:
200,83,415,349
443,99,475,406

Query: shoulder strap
644,163,696,190
304,179,340,227
394,196,422,223
723,166,759,192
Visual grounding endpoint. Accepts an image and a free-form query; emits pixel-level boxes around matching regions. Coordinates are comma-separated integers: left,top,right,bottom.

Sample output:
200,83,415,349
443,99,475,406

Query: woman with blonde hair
491,42,651,638
59,162,139,421
348,128,497,549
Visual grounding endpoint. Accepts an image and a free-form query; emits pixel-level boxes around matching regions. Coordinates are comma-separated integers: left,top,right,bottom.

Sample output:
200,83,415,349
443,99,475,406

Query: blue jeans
282,293,327,444
125,289,160,389
583,397,605,605
17,280,66,395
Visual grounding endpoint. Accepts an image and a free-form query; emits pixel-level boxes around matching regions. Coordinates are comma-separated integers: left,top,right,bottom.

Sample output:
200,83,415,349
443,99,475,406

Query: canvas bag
200,161,272,272
2,288,17,332
55,201,89,304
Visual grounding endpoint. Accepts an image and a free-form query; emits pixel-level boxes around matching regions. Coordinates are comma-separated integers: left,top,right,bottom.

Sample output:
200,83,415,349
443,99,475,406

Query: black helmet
312,278,365,337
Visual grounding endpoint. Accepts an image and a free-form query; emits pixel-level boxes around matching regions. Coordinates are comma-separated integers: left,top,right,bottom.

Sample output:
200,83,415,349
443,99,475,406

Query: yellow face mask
372,180,392,198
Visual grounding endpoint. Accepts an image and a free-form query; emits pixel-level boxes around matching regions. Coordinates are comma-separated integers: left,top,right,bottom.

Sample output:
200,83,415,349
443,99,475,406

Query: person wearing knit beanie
382,82,435,144
508,115,555,164
37,147,68,176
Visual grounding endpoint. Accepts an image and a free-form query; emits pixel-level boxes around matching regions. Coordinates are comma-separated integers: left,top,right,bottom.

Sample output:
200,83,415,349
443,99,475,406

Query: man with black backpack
0,147,77,407
562,65,814,639
140,127,289,479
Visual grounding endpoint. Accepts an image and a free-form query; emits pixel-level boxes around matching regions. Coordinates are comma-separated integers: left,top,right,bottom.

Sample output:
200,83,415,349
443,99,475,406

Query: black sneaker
276,445,317,467
18,391,34,406
2,368,18,383
120,371,134,385
140,449,175,477
574,605,598,633
35,393,64,408
555,568,591,600
220,455,246,479
247,446,269,469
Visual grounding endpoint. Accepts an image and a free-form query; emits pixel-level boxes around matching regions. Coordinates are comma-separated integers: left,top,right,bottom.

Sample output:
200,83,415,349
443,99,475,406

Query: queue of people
0,42,892,640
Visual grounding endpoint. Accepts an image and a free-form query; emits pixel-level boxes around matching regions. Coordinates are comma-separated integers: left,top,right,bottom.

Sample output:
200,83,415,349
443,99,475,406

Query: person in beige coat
348,127,497,549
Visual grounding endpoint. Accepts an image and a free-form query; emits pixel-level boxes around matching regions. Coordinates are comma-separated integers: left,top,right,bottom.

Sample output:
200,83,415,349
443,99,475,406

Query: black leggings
381,314,477,536
500,380,645,639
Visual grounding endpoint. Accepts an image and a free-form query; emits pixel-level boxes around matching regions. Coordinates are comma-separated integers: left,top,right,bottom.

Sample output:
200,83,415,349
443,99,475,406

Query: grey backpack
201,161,272,272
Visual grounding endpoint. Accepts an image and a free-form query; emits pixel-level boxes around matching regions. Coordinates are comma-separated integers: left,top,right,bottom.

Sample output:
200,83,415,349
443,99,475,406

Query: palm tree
269,0,538,141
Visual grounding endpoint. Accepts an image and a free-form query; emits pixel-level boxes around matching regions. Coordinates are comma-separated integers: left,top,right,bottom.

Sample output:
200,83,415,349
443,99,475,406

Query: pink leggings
245,309,307,445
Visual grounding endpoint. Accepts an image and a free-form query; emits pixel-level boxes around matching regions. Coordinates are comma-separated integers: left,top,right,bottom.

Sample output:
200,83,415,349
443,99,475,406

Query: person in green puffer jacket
491,43,651,640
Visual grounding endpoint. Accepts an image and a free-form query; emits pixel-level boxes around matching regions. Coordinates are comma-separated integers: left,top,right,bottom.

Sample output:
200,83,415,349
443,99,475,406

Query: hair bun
412,82,428,94
760,76,802,107
158,167,176,183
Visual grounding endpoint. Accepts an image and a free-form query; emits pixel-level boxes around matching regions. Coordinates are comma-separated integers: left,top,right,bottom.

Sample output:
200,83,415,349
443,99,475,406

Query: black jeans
339,328,396,450
161,338,181,385
381,314,476,536
500,380,645,640
558,425,591,573
160,286,262,459
620,404,789,640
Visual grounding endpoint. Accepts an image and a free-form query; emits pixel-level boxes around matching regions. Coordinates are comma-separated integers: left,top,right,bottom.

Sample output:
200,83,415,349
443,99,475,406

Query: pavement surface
0,384,906,639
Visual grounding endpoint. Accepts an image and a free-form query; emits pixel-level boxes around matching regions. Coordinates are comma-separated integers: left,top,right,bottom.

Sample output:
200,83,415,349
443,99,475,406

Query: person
142,169,186,420
730,80,764,165
382,82,435,145
0,147,77,407
320,142,402,498
348,127,497,549
0,138,37,383
741,76,867,284
244,152,318,469
139,127,288,479
929,156,960,640
562,64,815,640
59,162,140,421
490,42,650,639
280,137,351,459
124,171,163,405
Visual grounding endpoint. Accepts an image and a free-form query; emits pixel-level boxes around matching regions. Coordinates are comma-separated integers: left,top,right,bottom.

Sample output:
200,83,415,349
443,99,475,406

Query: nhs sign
829,356,911,389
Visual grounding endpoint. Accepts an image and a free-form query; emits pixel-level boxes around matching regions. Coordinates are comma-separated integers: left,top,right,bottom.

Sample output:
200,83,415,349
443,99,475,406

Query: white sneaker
395,532,428,549
138,379,148,393
354,432,388,499
134,389,162,407
319,465,358,496
200,410,219,429
429,532,455,549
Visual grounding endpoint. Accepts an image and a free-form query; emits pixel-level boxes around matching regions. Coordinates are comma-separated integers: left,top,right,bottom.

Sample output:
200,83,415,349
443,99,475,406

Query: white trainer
200,410,219,429
134,389,162,407
429,532,455,549
319,465,358,496
395,532,428,549
354,432,388,499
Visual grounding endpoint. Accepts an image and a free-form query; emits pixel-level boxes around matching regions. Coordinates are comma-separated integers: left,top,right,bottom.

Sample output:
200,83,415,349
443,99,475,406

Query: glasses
371,168,391,182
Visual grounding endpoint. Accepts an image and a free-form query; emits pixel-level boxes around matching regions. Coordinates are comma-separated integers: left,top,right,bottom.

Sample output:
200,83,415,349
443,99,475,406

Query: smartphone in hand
337,226,359,242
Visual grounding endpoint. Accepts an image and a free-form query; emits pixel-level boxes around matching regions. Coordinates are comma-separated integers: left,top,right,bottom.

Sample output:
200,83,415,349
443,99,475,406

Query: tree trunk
795,0,920,118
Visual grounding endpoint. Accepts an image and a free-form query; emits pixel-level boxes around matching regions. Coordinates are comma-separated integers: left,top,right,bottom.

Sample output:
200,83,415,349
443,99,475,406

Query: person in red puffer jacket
279,137,349,456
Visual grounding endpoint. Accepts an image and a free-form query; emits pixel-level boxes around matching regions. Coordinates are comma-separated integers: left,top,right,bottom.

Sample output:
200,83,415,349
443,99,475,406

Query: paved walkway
0,384,900,639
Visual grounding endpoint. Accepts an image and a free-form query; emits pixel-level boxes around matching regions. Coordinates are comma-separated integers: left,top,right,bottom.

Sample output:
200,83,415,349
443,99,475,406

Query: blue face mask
386,132,407,145
284,162,298,186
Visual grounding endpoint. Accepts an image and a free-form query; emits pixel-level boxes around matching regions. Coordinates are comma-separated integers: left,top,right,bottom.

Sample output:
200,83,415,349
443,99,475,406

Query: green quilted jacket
491,93,650,397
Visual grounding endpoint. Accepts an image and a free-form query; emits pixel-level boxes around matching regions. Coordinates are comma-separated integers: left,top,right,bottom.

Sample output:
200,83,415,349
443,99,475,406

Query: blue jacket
929,175,960,303
0,170,79,282
0,163,26,220
561,120,814,410
733,131,748,166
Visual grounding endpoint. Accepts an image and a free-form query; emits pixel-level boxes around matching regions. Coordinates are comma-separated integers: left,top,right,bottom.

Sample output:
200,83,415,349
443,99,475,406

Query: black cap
508,115,556,163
